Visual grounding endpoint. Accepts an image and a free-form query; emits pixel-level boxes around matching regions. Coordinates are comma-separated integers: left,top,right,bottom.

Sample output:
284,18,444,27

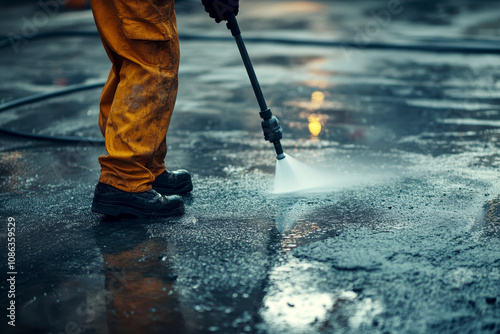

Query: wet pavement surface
1,0,500,333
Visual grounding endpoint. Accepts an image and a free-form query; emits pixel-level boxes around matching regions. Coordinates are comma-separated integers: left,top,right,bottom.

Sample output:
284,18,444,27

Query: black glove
201,0,239,23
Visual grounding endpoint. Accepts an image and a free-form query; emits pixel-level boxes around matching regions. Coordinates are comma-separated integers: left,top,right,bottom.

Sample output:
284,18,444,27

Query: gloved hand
201,0,239,23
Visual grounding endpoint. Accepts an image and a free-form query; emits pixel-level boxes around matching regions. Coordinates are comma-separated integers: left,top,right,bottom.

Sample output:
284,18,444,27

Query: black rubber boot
152,169,193,196
92,182,184,218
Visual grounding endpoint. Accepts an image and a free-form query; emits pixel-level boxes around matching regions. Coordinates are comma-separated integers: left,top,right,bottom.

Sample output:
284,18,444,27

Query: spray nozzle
261,115,283,142
260,109,285,159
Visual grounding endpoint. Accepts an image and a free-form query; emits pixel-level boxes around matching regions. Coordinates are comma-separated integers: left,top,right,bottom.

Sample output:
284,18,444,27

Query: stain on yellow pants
90,0,179,192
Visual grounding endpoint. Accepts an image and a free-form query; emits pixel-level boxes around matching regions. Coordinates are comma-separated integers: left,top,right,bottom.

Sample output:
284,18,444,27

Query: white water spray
273,154,339,194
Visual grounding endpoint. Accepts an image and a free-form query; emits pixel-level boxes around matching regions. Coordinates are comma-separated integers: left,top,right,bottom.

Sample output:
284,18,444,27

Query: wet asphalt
1,0,500,333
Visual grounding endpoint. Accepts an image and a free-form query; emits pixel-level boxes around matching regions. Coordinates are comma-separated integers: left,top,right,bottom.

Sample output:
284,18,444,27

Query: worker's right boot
92,182,184,218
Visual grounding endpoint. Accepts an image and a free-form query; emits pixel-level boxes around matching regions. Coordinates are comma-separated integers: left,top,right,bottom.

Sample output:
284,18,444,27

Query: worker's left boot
152,169,193,196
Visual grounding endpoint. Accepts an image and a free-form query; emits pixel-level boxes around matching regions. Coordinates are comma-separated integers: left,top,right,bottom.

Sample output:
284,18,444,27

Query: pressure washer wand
226,14,285,160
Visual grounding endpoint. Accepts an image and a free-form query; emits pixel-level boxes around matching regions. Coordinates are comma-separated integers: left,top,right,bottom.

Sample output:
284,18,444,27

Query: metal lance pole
226,14,285,160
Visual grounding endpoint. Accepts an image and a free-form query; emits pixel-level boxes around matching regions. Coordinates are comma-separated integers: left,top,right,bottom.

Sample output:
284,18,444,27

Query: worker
89,0,239,218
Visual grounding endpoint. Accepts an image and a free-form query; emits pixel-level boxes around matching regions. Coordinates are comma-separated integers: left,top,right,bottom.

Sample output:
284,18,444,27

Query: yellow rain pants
90,0,179,192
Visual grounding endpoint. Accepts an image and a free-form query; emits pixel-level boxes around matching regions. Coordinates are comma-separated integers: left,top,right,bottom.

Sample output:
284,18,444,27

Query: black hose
0,81,106,144
1,31,500,54
180,33,500,54
0,126,104,144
